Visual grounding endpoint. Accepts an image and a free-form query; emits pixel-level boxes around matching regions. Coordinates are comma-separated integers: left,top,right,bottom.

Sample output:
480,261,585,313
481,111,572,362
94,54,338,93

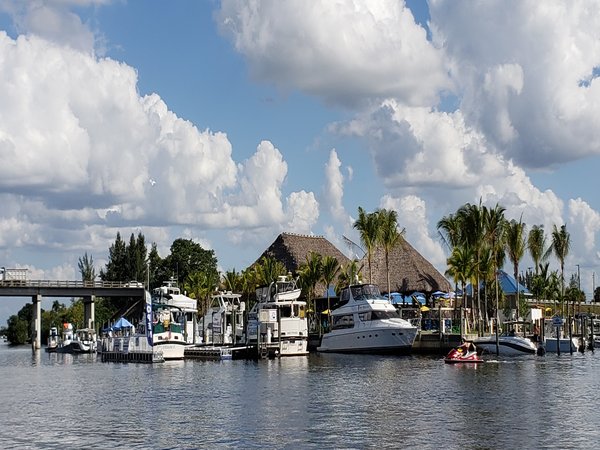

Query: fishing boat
152,278,199,344
56,323,97,353
246,275,308,358
444,342,484,364
201,291,245,345
317,283,418,354
46,326,60,352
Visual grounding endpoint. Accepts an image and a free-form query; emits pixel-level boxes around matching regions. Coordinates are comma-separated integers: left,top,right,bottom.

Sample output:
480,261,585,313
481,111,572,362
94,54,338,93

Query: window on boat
371,310,401,320
295,304,305,318
280,305,292,318
332,314,354,330
350,285,382,301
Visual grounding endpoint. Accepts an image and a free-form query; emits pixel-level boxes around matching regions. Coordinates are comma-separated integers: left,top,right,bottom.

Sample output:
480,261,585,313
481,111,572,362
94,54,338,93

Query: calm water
0,342,599,449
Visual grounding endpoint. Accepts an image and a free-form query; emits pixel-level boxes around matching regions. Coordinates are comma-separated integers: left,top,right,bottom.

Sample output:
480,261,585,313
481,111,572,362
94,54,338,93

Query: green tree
353,207,379,283
549,224,571,314
253,256,287,286
445,246,474,310
527,225,547,276
162,238,218,286
6,314,29,345
321,256,340,321
298,252,323,333
377,208,405,300
336,260,363,291
78,252,96,283
222,268,243,293
100,232,128,281
505,218,526,319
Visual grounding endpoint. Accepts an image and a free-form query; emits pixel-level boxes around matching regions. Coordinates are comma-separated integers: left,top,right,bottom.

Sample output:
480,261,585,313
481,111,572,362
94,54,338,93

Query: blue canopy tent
112,317,134,330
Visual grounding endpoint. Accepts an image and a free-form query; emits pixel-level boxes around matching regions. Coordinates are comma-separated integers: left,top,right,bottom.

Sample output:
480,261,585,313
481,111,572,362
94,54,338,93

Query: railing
0,280,141,288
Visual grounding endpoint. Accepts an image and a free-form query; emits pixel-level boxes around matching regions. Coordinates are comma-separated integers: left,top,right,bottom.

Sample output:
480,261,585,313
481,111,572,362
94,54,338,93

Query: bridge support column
83,295,95,330
31,294,42,351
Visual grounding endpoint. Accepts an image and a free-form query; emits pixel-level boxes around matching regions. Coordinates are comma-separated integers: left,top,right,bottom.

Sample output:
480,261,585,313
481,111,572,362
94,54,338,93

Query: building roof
497,270,531,296
255,232,351,275
361,238,452,294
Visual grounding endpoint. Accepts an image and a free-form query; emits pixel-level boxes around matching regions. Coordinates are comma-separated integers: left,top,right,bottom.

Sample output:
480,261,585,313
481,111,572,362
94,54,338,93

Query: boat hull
544,337,580,353
317,326,417,354
473,336,536,356
152,341,186,360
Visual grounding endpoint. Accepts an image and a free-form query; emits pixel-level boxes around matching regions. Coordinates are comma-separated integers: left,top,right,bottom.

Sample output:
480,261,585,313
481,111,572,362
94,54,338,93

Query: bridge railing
0,280,141,288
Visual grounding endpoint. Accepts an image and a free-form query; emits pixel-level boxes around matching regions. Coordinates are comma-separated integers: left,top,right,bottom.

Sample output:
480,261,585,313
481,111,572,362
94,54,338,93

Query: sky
1,0,600,323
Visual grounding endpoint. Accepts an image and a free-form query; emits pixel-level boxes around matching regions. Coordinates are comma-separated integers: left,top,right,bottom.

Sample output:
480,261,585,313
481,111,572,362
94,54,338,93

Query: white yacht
247,275,308,358
317,283,418,354
201,291,245,345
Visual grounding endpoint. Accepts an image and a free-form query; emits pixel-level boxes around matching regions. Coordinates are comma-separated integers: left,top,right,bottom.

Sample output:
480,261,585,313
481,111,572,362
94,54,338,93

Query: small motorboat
444,343,484,364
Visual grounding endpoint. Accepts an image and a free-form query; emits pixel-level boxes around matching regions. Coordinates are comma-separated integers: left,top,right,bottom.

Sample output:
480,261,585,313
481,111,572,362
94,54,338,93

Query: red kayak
444,346,484,364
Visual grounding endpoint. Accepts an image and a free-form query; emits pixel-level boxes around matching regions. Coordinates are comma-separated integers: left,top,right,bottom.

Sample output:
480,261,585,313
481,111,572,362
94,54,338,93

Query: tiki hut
362,238,451,295
256,232,351,277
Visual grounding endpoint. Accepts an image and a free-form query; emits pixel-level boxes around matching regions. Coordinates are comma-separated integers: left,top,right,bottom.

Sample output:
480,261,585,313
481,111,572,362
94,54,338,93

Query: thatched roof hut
256,232,351,275
361,238,451,294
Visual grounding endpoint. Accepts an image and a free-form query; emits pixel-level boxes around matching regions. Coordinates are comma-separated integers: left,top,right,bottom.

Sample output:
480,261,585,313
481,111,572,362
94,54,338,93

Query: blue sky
0,0,599,323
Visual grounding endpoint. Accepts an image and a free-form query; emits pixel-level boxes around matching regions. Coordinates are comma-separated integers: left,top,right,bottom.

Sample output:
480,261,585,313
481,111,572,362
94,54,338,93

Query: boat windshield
350,285,383,301
359,310,401,321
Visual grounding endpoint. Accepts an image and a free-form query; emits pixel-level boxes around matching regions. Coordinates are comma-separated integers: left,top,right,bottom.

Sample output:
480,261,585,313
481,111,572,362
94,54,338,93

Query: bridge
0,280,146,350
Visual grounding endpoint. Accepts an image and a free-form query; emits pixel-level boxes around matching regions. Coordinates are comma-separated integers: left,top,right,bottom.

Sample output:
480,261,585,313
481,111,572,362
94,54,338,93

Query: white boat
57,323,97,353
473,334,537,355
542,316,584,353
317,283,418,354
201,291,245,345
100,289,184,362
152,278,199,344
46,326,59,353
246,275,308,358
474,320,538,356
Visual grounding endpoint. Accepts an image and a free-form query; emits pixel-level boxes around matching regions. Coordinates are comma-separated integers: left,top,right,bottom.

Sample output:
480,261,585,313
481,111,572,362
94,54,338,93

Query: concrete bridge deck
0,280,146,351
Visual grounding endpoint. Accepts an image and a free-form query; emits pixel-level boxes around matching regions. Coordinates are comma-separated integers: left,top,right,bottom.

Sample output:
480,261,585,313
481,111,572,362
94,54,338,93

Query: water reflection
0,344,599,449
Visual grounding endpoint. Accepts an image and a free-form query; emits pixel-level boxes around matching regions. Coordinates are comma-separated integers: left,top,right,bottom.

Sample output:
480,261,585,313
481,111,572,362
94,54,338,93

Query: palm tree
320,256,340,331
483,204,506,328
549,224,571,315
456,201,486,333
336,260,363,291
353,207,380,284
445,246,474,311
377,208,405,300
527,225,547,276
222,268,242,293
437,213,463,251
505,218,527,319
298,252,323,334
254,256,287,286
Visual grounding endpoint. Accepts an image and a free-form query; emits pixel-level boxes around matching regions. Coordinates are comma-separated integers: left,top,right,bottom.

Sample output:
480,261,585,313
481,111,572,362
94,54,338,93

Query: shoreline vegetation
3,203,598,345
